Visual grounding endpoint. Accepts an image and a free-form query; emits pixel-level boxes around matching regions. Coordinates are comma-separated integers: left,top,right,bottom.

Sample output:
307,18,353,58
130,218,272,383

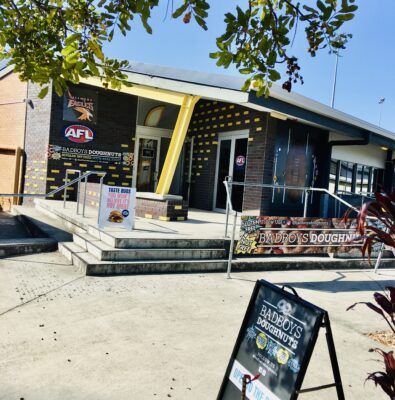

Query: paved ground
0,252,394,400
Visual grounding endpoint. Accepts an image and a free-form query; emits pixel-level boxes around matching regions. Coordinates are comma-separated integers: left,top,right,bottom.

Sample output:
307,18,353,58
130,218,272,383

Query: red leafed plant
366,348,395,399
348,286,395,399
350,190,395,261
346,190,395,398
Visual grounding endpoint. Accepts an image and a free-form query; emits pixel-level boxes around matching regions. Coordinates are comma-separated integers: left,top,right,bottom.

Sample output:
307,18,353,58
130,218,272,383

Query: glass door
214,134,248,212
136,137,159,192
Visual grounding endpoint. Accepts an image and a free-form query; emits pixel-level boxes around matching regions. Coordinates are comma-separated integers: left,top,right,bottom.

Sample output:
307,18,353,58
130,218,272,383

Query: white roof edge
268,85,395,141
124,64,395,142
0,65,14,79
123,71,249,104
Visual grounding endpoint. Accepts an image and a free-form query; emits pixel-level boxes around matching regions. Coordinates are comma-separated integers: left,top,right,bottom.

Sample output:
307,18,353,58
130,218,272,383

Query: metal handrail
222,179,377,279
0,170,106,218
64,169,81,212
224,181,359,237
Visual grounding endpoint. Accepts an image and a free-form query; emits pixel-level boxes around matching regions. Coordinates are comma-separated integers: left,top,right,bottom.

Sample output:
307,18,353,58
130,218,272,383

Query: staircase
19,199,229,276
59,232,229,275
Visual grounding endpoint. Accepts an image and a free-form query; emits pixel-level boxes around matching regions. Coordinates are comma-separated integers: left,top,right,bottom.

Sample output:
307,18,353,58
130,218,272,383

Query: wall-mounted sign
235,216,372,255
235,155,246,167
47,144,133,166
98,185,136,230
142,148,155,158
217,280,344,400
64,124,95,144
63,87,98,124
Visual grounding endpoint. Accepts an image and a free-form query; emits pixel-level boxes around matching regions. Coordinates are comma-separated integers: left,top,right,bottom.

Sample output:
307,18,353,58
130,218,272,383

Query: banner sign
235,216,365,255
98,185,136,230
47,144,133,167
217,280,325,400
63,87,98,124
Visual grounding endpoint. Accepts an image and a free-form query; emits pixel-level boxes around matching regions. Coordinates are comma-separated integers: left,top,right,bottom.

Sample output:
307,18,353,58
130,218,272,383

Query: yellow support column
156,95,200,196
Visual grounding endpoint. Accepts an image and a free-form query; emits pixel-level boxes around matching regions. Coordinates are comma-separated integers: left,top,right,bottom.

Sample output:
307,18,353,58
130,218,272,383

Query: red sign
235,155,246,167
64,124,95,143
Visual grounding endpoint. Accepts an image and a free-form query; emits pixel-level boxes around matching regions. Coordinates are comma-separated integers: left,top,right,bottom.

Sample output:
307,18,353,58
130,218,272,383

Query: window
338,161,353,193
330,159,384,195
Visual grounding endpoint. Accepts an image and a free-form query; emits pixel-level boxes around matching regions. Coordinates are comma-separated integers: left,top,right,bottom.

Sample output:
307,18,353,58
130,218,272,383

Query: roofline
0,65,13,79
122,70,249,104
2,61,393,144
123,66,395,145
267,85,395,141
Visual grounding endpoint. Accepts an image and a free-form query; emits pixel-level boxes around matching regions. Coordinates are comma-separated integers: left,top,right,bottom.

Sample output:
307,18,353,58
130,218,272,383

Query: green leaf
38,86,49,99
239,68,252,75
173,3,188,19
88,39,104,61
337,13,355,21
268,69,281,81
194,15,207,30
316,0,327,14
61,44,77,57
65,33,81,46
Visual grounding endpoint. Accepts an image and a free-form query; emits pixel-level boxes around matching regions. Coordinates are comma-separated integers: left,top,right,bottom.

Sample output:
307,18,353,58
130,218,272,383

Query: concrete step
12,205,74,242
73,232,227,261
97,233,227,250
0,237,57,258
58,241,87,263
72,250,229,276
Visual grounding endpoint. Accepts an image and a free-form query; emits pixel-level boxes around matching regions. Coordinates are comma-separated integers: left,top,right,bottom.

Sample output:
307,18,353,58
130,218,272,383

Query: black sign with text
218,280,325,400
63,86,98,124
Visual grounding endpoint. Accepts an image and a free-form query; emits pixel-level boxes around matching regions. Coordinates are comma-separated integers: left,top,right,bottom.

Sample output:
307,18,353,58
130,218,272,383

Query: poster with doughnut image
235,216,381,256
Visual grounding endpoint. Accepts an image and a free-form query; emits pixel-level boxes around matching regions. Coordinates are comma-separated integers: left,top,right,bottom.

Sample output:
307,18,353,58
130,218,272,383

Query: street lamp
379,97,385,127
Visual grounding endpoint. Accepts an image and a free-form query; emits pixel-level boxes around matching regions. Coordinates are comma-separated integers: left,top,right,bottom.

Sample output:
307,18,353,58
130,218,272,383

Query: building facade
1,62,394,220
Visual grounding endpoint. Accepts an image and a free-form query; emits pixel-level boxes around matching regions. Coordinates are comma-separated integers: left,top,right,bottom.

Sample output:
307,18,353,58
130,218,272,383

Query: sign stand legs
324,313,345,400
297,312,345,399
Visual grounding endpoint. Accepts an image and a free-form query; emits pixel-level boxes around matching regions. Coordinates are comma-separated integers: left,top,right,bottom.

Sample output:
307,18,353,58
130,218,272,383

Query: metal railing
63,169,106,217
0,169,106,218
223,179,372,279
224,179,360,238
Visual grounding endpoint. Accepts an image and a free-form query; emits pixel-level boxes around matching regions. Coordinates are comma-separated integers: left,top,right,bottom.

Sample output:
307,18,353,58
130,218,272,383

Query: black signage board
63,86,98,124
217,280,344,400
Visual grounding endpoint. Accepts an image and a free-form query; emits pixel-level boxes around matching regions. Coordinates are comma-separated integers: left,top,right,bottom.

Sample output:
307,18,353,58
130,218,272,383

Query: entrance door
133,126,192,195
136,137,160,192
214,132,248,212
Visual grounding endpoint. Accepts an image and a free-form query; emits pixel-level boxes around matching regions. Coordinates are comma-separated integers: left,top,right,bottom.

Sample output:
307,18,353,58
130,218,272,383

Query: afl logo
235,155,246,167
64,125,95,143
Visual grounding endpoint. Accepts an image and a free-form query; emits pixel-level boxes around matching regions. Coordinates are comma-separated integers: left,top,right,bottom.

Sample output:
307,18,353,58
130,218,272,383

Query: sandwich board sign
217,280,344,400
98,185,136,230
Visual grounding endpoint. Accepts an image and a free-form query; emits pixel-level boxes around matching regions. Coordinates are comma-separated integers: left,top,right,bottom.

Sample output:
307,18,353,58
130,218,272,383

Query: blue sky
105,0,395,131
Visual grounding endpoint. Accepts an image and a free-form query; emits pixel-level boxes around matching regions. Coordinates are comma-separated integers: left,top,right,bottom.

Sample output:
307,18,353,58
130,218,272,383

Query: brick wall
0,72,27,210
46,83,137,199
187,99,274,213
23,82,53,205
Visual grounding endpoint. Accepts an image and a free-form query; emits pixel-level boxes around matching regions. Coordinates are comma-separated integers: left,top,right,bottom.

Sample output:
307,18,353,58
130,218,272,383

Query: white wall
329,132,387,168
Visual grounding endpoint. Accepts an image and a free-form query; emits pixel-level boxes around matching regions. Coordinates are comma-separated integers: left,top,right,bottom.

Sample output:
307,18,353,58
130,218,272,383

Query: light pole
379,97,385,127
331,53,339,108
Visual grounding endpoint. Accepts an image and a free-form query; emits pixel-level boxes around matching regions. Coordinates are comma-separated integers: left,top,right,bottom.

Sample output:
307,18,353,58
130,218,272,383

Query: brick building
1,62,394,220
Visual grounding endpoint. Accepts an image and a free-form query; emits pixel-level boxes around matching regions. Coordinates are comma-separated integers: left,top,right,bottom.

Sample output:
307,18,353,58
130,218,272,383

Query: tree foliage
0,0,357,98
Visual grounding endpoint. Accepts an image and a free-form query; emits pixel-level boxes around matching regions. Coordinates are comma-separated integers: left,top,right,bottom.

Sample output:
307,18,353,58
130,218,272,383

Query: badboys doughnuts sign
217,280,344,400
235,216,366,255
98,185,136,230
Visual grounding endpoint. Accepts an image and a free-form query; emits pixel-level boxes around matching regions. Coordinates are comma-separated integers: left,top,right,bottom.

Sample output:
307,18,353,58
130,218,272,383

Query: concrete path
0,251,394,399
